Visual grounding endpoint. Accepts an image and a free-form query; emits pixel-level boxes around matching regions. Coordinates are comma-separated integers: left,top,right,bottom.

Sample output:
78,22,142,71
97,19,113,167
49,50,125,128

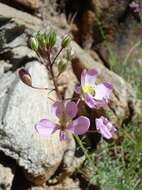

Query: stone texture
0,3,41,30
0,61,74,185
94,0,142,67
15,0,40,10
0,152,16,190
46,177,81,190
24,177,81,190
0,164,14,190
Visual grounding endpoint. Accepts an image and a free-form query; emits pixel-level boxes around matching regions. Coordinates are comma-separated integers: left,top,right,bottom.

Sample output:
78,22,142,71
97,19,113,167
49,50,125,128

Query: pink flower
75,69,112,109
129,1,140,13
35,101,90,141
95,116,116,139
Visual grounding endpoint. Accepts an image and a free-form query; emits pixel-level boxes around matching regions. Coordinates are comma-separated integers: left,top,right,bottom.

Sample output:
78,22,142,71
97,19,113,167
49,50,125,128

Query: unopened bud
48,31,57,47
30,37,39,51
18,68,32,87
37,32,46,47
58,60,67,73
62,35,72,48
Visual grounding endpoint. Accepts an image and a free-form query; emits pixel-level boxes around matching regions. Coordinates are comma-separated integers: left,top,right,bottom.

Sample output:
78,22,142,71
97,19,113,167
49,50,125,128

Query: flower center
82,82,95,95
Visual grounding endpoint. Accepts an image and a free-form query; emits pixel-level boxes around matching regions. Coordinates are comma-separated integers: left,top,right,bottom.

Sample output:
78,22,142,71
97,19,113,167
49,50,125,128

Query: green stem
74,135,96,169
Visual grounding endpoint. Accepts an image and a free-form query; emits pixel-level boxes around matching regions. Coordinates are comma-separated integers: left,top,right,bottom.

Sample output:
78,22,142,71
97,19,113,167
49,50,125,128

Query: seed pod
18,68,32,87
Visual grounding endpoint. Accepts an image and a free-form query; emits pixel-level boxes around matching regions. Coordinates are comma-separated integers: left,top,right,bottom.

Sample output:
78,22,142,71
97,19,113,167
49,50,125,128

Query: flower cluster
18,31,117,141
35,68,116,140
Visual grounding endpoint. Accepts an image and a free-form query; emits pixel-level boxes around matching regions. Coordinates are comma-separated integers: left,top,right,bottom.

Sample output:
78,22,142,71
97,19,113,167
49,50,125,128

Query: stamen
82,82,95,95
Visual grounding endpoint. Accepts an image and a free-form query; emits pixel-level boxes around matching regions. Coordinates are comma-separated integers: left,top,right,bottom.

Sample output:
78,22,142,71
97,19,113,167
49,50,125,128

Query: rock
70,41,140,126
15,0,40,10
25,177,81,190
65,0,142,71
0,61,73,185
1,0,40,11
0,164,14,190
94,0,142,68
0,3,41,30
46,177,81,190
0,152,16,190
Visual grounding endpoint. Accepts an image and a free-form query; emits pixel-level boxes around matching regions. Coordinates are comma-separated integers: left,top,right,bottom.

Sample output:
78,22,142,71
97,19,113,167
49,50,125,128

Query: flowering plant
18,31,117,143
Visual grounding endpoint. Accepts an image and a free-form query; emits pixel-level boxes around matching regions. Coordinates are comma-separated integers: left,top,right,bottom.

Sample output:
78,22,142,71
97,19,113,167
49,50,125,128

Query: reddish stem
52,47,63,66
47,51,62,100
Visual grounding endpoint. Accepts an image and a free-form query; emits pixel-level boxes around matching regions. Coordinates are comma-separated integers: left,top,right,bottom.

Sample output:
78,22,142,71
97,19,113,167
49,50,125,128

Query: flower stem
47,51,62,100
52,47,63,66
74,135,96,168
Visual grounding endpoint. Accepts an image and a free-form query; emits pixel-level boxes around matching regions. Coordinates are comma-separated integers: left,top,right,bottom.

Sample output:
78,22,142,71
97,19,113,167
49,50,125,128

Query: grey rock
0,152,16,190
0,164,14,190
0,3,41,30
0,61,74,185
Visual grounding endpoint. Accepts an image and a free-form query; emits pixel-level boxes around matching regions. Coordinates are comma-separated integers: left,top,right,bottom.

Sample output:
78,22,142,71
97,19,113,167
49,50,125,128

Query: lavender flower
75,69,112,109
35,101,90,140
129,0,140,13
96,116,116,139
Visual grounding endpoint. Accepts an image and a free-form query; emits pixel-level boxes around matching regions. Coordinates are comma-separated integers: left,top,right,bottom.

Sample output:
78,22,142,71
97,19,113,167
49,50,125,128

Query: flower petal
75,84,81,94
67,116,90,135
84,93,108,109
35,119,57,137
59,130,67,141
94,82,112,101
81,69,97,87
66,101,78,119
95,116,116,139
81,69,87,87
52,101,64,118
84,93,96,108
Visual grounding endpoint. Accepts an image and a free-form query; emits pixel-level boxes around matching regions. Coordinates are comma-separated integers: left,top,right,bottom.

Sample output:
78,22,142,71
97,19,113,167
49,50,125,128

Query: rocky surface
0,3,41,30
94,0,142,68
1,0,41,11
15,0,40,10
0,164,14,190
66,0,142,68
0,152,16,190
0,60,73,185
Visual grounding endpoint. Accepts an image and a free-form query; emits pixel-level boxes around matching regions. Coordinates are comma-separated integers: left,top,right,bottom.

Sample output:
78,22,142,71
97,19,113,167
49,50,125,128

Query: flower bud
61,35,72,48
48,31,57,47
58,60,67,73
30,37,39,51
37,32,46,48
18,68,32,87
